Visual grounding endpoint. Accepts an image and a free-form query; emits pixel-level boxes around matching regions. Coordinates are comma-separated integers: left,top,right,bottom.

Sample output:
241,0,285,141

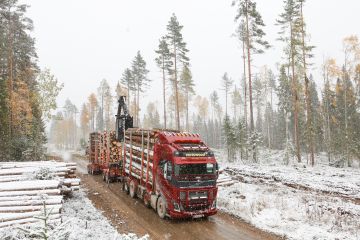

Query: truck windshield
174,163,214,175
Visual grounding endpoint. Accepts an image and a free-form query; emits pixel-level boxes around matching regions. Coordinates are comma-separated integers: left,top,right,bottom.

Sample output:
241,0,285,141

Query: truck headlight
211,200,216,209
180,191,186,200
206,151,214,157
173,201,180,212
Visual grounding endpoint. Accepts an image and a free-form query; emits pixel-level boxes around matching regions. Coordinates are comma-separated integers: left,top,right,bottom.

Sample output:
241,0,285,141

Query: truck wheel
129,180,137,198
143,194,150,208
157,196,167,219
123,182,129,194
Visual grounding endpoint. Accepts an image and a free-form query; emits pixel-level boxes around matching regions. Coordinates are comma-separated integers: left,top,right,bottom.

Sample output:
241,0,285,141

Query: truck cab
153,132,218,219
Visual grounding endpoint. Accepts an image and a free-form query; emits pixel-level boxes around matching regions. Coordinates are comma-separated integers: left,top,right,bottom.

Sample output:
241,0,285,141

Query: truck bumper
168,208,217,219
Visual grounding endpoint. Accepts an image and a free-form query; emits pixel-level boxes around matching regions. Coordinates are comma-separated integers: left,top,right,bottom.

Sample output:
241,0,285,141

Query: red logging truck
88,96,219,219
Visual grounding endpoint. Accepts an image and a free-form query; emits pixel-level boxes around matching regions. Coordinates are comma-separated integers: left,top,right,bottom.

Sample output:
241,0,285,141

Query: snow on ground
0,189,149,240
61,189,149,240
216,149,360,240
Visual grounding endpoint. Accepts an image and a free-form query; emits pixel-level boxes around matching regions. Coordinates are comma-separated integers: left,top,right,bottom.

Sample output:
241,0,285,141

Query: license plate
193,214,204,219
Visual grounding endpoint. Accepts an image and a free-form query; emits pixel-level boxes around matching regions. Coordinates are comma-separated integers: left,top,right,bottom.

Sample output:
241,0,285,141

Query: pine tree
234,20,248,131
165,14,190,130
131,51,150,127
120,68,135,109
232,0,270,135
180,65,195,131
155,37,172,129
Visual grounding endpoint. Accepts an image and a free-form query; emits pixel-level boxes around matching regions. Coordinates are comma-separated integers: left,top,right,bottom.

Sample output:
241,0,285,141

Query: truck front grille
184,204,210,212
189,191,207,200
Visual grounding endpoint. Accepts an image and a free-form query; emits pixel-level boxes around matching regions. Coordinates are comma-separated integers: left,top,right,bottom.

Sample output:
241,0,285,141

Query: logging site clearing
0,0,360,240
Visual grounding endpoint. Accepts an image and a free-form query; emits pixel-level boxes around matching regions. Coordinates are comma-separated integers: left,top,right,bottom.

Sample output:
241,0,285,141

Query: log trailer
88,96,219,219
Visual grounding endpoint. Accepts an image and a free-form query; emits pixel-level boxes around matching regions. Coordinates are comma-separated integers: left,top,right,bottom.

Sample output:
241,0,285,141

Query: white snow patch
216,149,360,240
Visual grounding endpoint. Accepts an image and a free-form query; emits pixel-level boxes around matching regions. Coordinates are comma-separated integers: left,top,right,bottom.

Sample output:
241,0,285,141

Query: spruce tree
298,0,316,165
276,65,292,150
223,115,236,161
277,0,303,162
165,14,190,130
231,86,242,121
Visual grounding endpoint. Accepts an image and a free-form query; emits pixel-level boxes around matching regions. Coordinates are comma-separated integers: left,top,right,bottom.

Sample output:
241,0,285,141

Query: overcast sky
25,0,359,120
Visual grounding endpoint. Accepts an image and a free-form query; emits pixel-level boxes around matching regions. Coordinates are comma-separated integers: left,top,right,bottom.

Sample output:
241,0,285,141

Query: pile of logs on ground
0,161,80,228
124,129,156,185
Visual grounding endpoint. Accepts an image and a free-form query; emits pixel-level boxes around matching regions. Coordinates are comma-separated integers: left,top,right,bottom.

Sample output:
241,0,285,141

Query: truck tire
143,194,151,208
129,180,137,198
122,182,129,194
157,196,167,219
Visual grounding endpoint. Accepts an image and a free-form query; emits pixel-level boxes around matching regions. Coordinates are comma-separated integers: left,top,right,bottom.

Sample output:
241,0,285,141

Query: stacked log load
109,131,122,163
90,131,121,168
0,161,80,228
124,129,156,185
89,132,101,165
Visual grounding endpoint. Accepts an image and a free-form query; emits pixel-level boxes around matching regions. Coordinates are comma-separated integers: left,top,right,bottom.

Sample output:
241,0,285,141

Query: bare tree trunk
242,37,248,160
7,15,14,141
245,0,256,161
186,91,189,132
162,57,167,129
173,41,180,131
137,88,140,127
300,2,314,166
324,73,332,163
225,88,228,116
343,68,349,166
290,21,301,163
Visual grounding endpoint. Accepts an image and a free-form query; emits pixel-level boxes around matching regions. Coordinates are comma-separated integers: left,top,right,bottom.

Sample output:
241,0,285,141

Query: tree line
222,0,360,166
0,1,62,160
50,1,359,167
